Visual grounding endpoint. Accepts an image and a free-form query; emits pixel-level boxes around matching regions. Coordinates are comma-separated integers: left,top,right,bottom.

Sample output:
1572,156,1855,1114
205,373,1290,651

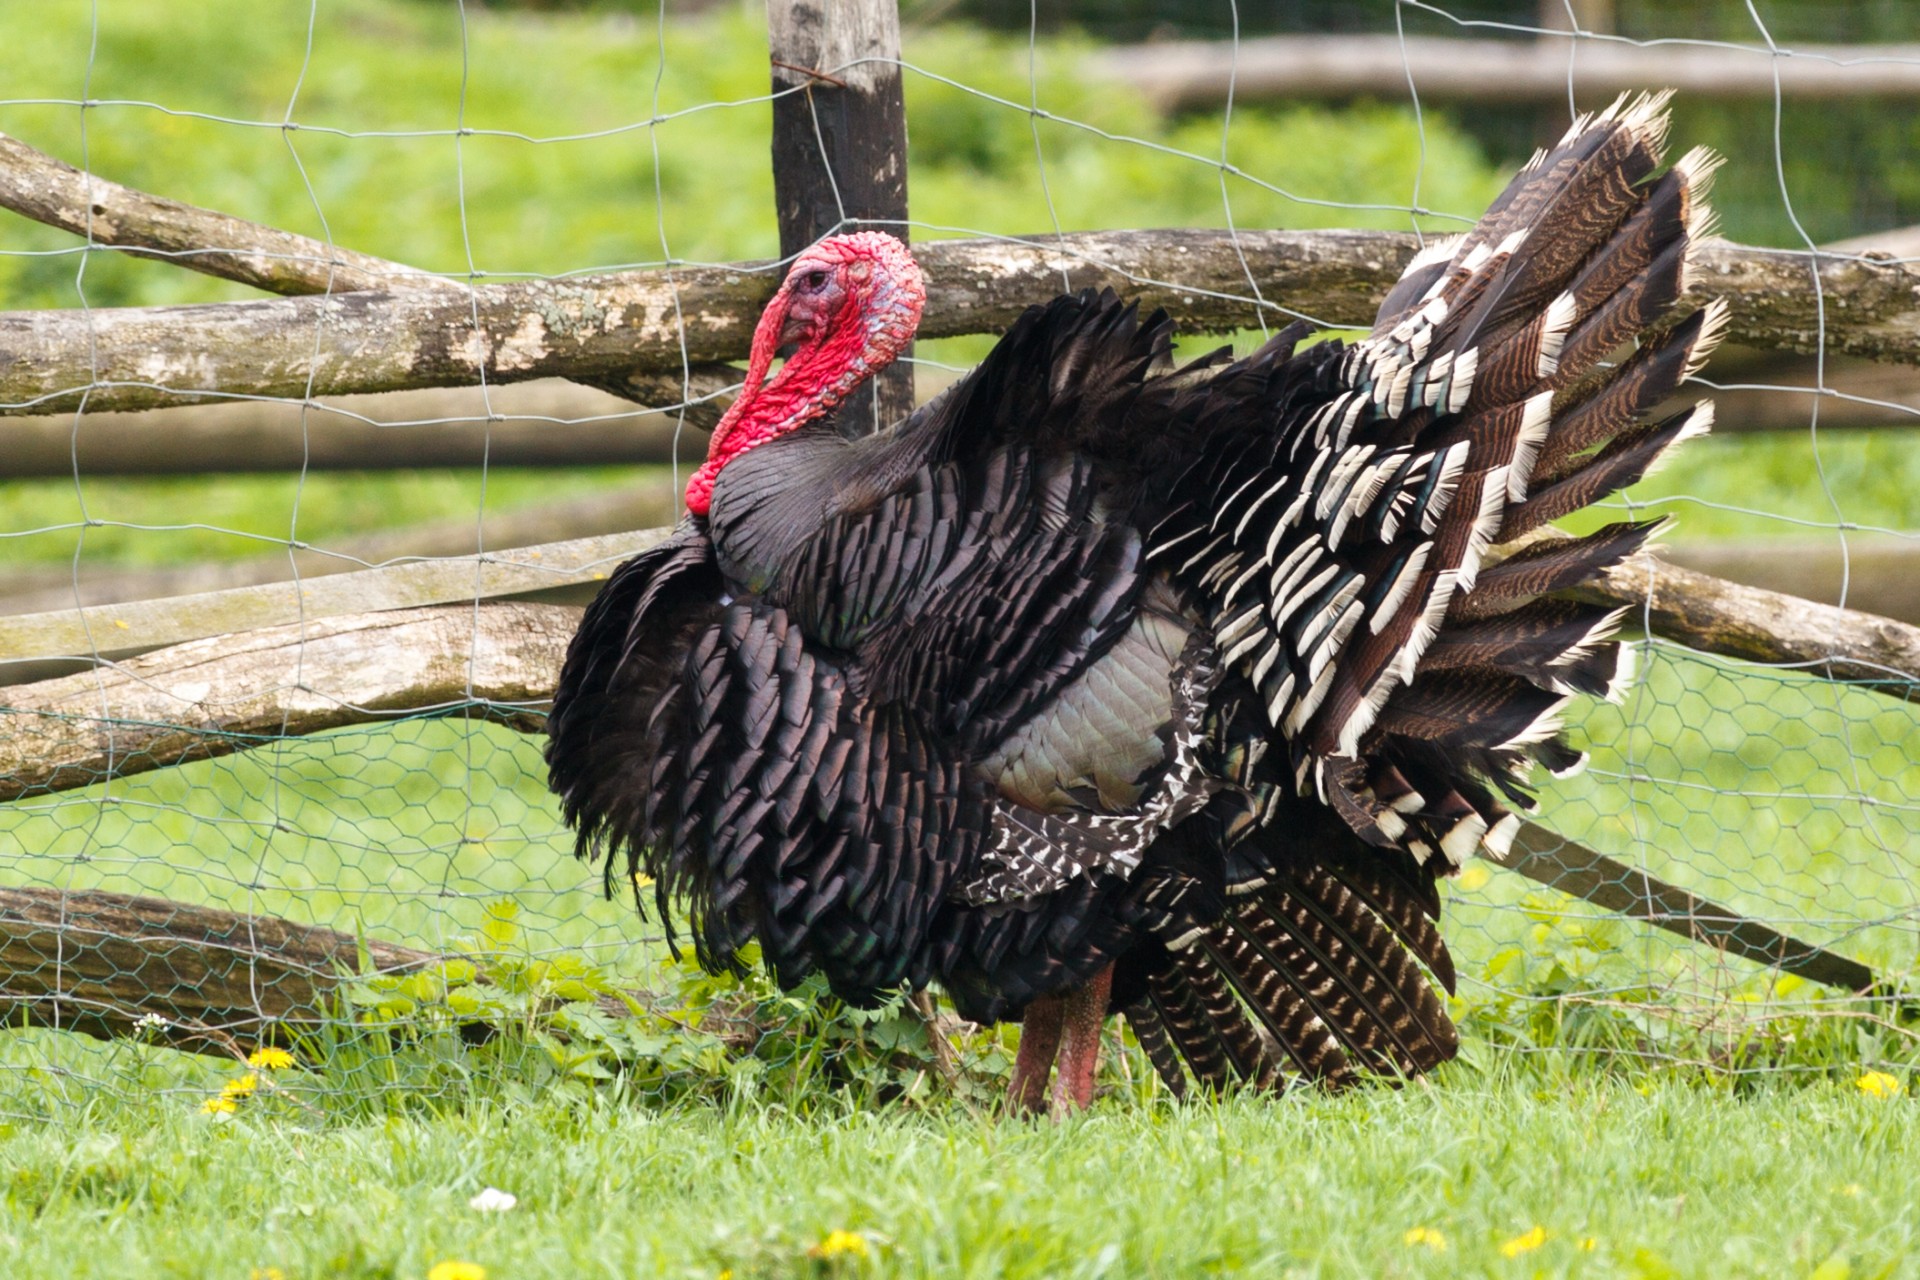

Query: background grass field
3,1,1919,1275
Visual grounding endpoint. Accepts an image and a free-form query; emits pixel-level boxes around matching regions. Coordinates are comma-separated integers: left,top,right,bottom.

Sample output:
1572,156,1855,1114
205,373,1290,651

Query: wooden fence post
767,0,914,438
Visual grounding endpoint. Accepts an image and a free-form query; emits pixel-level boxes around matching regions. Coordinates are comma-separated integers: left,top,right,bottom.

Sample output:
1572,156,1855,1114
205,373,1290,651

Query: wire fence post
767,0,914,438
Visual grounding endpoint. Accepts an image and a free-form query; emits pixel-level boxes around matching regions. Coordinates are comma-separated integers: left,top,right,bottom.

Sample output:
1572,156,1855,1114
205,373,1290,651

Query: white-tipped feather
1394,574,1456,687
1314,448,1374,521
1500,695,1573,752
1402,232,1463,280
1217,611,1267,667
1637,401,1715,484
1604,638,1641,705
1375,810,1408,840
1547,750,1590,780
1304,591,1366,684
1336,666,1403,758
1386,362,1415,418
1440,813,1489,866
1270,560,1340,634
1368,543,1433,634
1219,556,1268,612
1283,651,1344,735
1265,538,1319,602
1535,291,1578,379
1683,299,1731,380
1421,442,1470,534
1420,350,1455,409
1447,347,1479,414
1231,476,1292,544
1507,391,1556,502
1249,636,1284,688
1482,812,1523,860
1450,467,1511,597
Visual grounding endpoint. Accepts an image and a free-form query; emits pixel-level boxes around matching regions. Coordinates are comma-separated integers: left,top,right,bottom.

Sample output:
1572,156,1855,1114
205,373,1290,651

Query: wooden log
0,130,454,297
1496,823,1879,995
0,477,681,617
0,886,440,1057
1663,536,1920,628
0,530,661,687
1086,34,1920,112
7,232,1920,419
0,129,740,417
0,602,577,801
1514,527,1920,700
0,378,723,478
768,0,914,437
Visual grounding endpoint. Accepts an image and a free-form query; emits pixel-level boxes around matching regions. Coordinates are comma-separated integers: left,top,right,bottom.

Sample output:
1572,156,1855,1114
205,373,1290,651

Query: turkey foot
1007,963,1114,1117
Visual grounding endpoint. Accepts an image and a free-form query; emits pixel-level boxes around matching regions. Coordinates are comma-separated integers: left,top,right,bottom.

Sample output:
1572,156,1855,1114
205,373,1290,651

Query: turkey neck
706,418,912,596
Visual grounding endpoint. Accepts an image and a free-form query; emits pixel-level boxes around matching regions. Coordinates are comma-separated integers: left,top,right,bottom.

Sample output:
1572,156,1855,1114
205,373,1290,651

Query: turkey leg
1007,963,1115,1116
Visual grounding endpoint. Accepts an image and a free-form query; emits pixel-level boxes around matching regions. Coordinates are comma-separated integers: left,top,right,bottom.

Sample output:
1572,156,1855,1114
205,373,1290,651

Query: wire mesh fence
2,0,1918,1119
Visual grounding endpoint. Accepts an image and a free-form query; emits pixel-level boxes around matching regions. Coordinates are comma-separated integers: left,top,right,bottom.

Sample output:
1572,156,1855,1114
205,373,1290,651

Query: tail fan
1125,845,1458,1093
1151,92,1725,874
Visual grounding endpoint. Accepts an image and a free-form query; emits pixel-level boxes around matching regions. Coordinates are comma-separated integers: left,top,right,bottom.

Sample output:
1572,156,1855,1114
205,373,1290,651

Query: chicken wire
1,0,1918,1116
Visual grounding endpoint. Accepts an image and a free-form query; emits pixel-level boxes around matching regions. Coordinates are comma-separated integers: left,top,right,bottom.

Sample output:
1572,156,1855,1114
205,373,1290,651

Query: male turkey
547,93,1726,1112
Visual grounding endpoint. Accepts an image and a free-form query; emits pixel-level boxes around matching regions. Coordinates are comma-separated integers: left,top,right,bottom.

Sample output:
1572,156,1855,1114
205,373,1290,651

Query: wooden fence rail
1088,34,1920,112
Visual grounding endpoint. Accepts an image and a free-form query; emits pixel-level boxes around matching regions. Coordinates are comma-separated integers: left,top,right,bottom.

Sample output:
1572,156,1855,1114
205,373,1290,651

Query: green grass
1,1072,1916,1278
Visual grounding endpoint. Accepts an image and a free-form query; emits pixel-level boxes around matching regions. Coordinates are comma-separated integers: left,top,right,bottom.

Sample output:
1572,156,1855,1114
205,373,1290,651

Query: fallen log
0,529,664,685
0,602,578,800
1087,34,1920,111
0,378,722,478
1552,530,1920,698
0,885,440,1058
0,478,681,618
7,232,1920,418
0,129,739,418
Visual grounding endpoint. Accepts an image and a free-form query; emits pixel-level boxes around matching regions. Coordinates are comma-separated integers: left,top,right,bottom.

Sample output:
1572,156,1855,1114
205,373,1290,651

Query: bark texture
0,378,725,478
12,232,1920,418
0,130,454,296
1088,34,1920,111
768,0,914,436
1498,824,1879,994
0,603,577,800
0,886,440,1057
0,529,664,685
1553,530,1920,700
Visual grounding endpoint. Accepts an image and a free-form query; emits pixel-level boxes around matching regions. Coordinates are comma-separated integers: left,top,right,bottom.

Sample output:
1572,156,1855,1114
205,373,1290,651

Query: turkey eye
801,269,830,291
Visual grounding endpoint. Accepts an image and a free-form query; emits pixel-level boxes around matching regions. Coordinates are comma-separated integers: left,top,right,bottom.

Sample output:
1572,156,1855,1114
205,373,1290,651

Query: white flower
468,1187,518,1213
134,1013,170,1033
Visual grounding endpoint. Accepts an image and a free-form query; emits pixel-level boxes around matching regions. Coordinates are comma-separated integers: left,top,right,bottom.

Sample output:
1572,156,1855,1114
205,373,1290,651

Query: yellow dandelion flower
1500,1226,1548,1258
808,1229,871,1261
1455,863,1492,892
250,1268,287,1280
1403,1226,1448,1252
201,1095,238,1116
633,871,656,891
248,1047,296,1070
1856,1071,1904,1099
220,1072,260,1101
427,1262,487,1280
1578,1236,1598,1252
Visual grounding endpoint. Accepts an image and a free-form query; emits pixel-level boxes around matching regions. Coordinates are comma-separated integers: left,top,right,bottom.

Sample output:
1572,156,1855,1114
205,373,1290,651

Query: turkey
547,92,1727,1112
